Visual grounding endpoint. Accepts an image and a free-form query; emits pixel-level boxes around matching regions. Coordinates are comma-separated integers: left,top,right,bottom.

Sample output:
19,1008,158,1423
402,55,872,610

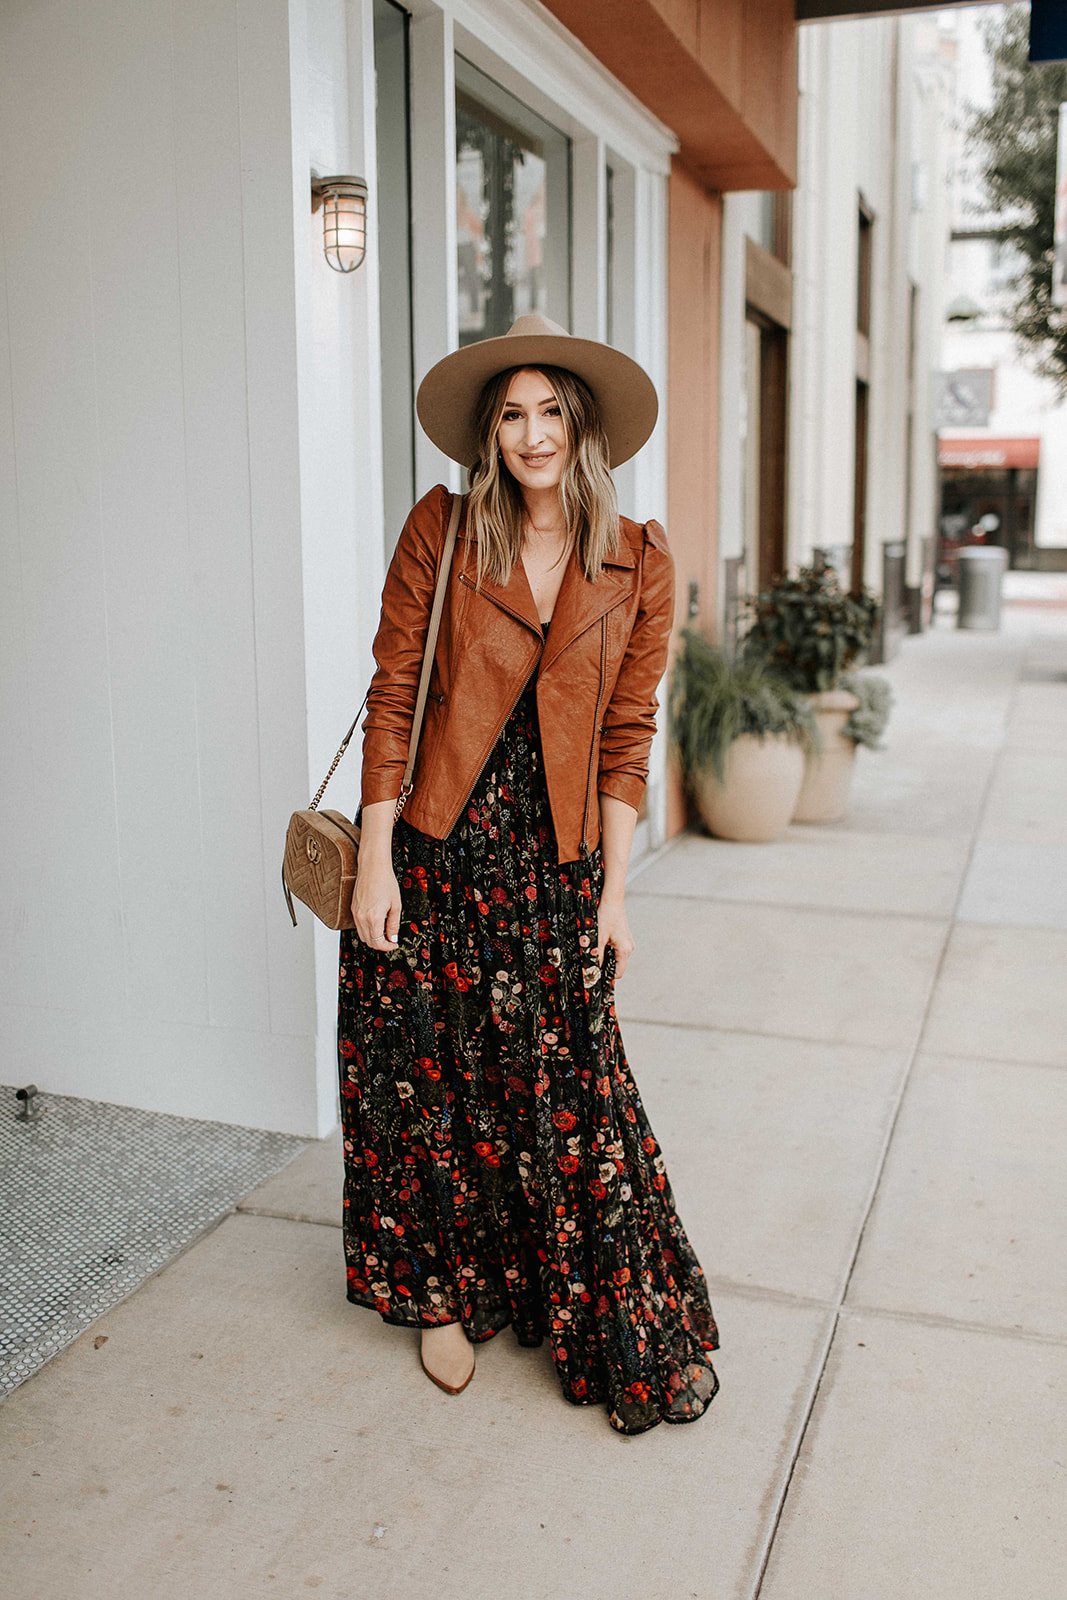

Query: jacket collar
457,524,637,671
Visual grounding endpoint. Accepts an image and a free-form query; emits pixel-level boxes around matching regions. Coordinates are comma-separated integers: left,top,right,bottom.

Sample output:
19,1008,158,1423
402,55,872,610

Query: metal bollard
15,1084,41,1122
957,545,1007,631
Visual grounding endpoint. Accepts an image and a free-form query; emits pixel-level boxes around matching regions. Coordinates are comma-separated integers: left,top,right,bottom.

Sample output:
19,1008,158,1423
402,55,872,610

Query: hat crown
415,310,658,469
504,313,571,340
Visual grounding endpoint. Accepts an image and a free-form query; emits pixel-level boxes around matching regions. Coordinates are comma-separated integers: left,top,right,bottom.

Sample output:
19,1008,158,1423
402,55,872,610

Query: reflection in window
374,0,414,552
606,163,615,346
455,57,570,346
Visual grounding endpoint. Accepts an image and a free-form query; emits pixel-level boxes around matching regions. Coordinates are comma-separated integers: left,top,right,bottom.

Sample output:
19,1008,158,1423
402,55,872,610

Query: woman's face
496,368,568,492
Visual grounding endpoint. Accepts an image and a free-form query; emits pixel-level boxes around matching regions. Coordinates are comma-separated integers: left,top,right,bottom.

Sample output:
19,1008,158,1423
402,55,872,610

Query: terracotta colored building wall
540,0,796,189
664,162,723,840
539,0,798,842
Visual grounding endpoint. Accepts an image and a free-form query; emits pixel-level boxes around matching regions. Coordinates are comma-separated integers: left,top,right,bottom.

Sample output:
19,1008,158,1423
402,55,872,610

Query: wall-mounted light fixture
311,175,368,273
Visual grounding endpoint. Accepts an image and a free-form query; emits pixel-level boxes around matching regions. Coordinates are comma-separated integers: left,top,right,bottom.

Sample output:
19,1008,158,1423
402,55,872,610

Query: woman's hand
595,891,635,980
352,799,402,951
595,794,638,979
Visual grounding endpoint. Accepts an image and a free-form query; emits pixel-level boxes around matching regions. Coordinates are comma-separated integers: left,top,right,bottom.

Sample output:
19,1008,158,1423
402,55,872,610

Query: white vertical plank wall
0,0,676,1134
0,0,319,1133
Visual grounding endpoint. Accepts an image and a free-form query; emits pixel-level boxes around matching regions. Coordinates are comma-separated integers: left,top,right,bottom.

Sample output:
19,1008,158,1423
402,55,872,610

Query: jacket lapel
456,528,637,669
540,541,635,674
456,534,543,633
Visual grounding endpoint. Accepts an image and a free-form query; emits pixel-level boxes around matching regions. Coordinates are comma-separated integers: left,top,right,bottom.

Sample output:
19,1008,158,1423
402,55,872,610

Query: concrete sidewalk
3,595,1066,1599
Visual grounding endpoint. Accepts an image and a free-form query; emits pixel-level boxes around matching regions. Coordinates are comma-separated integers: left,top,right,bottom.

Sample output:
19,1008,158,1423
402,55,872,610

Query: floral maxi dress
337,623,720,1435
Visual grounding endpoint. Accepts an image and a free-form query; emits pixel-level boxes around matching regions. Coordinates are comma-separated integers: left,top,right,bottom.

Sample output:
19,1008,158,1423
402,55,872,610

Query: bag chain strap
307,695,369,813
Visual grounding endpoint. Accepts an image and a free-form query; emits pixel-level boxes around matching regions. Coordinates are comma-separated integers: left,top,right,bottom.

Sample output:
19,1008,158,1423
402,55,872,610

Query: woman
338,313,719,1435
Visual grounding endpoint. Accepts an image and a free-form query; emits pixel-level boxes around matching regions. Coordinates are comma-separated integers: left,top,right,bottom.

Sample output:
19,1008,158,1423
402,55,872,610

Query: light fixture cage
312,176,368,274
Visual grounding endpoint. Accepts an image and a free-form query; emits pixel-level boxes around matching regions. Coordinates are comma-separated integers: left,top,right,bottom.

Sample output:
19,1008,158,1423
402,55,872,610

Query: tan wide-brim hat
415,313,659,470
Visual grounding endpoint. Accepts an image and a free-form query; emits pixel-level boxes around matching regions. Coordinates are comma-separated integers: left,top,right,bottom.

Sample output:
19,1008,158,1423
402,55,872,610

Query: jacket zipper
580,614,607,860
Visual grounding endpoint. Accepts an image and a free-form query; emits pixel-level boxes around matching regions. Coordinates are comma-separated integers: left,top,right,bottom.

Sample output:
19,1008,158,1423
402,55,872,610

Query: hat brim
415,331,659,470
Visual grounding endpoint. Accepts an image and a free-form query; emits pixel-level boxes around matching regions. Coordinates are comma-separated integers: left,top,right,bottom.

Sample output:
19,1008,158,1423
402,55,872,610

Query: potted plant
669,629,815,842
739,559,887,822
839,669,893,751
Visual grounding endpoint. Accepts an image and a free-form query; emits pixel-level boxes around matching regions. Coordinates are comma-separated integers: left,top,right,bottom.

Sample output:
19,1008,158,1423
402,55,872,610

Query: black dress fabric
337,622,719,1434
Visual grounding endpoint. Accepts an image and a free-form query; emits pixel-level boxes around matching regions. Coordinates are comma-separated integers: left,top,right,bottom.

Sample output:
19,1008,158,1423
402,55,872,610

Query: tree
965,4,1067,393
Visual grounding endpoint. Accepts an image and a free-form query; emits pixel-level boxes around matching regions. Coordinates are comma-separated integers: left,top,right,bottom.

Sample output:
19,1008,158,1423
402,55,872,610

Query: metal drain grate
0,1087,309,1397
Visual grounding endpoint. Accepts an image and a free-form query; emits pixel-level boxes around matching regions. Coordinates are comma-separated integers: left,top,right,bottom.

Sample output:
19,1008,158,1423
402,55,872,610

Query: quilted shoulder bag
282,490,464,929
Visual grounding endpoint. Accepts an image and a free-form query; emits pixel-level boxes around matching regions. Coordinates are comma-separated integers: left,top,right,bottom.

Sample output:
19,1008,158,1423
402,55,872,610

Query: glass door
455,55,571,346
374,0,415,555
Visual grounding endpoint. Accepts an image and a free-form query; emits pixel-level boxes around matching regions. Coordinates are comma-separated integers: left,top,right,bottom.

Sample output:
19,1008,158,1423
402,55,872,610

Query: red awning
938,436,1041,469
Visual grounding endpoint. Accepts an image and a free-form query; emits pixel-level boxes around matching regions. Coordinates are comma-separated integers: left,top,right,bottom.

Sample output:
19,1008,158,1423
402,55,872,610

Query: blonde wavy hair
465,364,620,588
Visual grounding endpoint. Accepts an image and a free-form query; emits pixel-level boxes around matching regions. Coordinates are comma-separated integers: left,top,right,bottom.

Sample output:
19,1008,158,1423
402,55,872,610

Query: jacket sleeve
360,483,451,807
596,518,676,811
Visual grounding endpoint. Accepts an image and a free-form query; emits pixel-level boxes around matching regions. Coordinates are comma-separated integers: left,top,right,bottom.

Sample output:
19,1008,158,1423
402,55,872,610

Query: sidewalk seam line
628,888,951,925
838,1300,1067,1348
746,632,1025,1600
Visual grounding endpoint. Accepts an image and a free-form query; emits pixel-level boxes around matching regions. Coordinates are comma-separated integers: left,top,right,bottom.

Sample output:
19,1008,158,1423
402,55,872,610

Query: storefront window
374,0,415,552
455,56,571,345
605,162,615,346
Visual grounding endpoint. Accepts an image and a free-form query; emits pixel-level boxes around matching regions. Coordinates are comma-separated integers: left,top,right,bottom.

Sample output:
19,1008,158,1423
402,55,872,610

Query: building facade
937,5,1067,573
0,0,798,1134
717,9,954,659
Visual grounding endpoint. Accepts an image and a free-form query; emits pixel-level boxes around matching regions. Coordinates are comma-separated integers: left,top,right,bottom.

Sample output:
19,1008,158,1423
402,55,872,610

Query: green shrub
740,560,881,693
670,629,815,785
840,670,893,749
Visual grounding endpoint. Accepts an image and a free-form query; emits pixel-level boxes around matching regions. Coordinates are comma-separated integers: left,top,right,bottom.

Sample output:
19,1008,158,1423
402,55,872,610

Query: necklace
523,515,568,540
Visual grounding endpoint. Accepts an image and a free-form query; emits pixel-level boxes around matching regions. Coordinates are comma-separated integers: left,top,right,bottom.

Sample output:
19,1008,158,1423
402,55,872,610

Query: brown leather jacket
361,483,675,863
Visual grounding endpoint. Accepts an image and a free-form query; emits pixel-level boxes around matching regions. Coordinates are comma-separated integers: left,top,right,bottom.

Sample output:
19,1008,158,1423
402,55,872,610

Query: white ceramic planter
695,732,806,843
792,688,860,823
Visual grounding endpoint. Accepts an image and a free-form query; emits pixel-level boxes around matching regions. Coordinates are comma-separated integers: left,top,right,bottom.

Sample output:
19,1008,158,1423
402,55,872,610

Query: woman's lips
520,452,555,465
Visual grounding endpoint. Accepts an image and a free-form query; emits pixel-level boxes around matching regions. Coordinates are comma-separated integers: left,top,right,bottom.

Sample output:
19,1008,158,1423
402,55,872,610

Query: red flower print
335,670,720,1436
